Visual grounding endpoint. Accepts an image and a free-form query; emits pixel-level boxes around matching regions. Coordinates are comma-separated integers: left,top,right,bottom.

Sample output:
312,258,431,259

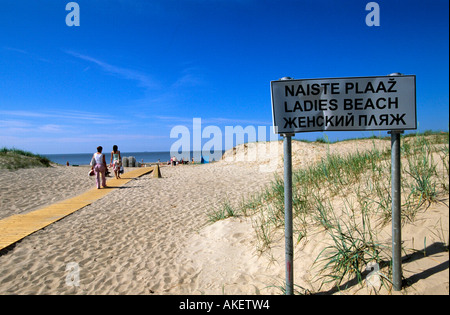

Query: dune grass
208,131,449,292
0,147,52,170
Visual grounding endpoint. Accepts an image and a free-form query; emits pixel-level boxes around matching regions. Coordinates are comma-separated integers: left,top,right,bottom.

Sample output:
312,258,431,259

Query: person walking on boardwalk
110,145,122,179
91,146,108,189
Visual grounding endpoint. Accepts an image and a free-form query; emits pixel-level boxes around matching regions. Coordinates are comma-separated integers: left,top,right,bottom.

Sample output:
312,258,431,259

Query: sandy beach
0,139,448,295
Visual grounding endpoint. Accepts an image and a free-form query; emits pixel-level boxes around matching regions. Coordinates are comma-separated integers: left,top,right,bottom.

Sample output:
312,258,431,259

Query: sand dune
0,139,448,295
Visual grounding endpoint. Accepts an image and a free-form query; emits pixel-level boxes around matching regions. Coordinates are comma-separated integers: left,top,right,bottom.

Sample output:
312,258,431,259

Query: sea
43,151,224,166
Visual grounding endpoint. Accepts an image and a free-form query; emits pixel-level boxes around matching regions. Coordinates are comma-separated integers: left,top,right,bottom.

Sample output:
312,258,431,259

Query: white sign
271,75,416,134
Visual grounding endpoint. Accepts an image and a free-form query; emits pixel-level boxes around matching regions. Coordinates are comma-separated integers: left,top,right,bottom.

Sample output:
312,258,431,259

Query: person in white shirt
91,146,108,189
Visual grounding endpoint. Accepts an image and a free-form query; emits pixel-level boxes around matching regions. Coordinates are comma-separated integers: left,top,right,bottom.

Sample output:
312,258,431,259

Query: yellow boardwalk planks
0,167,155,251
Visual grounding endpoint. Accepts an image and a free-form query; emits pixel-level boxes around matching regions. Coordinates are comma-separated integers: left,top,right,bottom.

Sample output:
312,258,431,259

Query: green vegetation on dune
208,131,449,293
0,147,52,170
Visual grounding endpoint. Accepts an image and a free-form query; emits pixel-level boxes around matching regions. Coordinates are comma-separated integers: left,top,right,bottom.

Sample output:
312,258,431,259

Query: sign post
271,74,416,293
283,132,294,295
389,129,403,291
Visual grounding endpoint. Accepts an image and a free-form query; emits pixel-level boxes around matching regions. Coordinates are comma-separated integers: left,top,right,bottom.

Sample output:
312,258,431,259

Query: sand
0,139,448,295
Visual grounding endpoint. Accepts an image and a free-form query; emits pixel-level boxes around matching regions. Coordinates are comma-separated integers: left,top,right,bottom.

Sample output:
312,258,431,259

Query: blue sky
0,0,448,154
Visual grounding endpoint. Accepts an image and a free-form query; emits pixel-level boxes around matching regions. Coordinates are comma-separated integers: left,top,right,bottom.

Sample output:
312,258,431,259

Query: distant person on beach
110,145,122,179
91,146,108,189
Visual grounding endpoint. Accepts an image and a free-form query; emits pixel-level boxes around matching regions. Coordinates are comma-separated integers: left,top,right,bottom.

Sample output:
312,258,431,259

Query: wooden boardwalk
0,166,159,251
